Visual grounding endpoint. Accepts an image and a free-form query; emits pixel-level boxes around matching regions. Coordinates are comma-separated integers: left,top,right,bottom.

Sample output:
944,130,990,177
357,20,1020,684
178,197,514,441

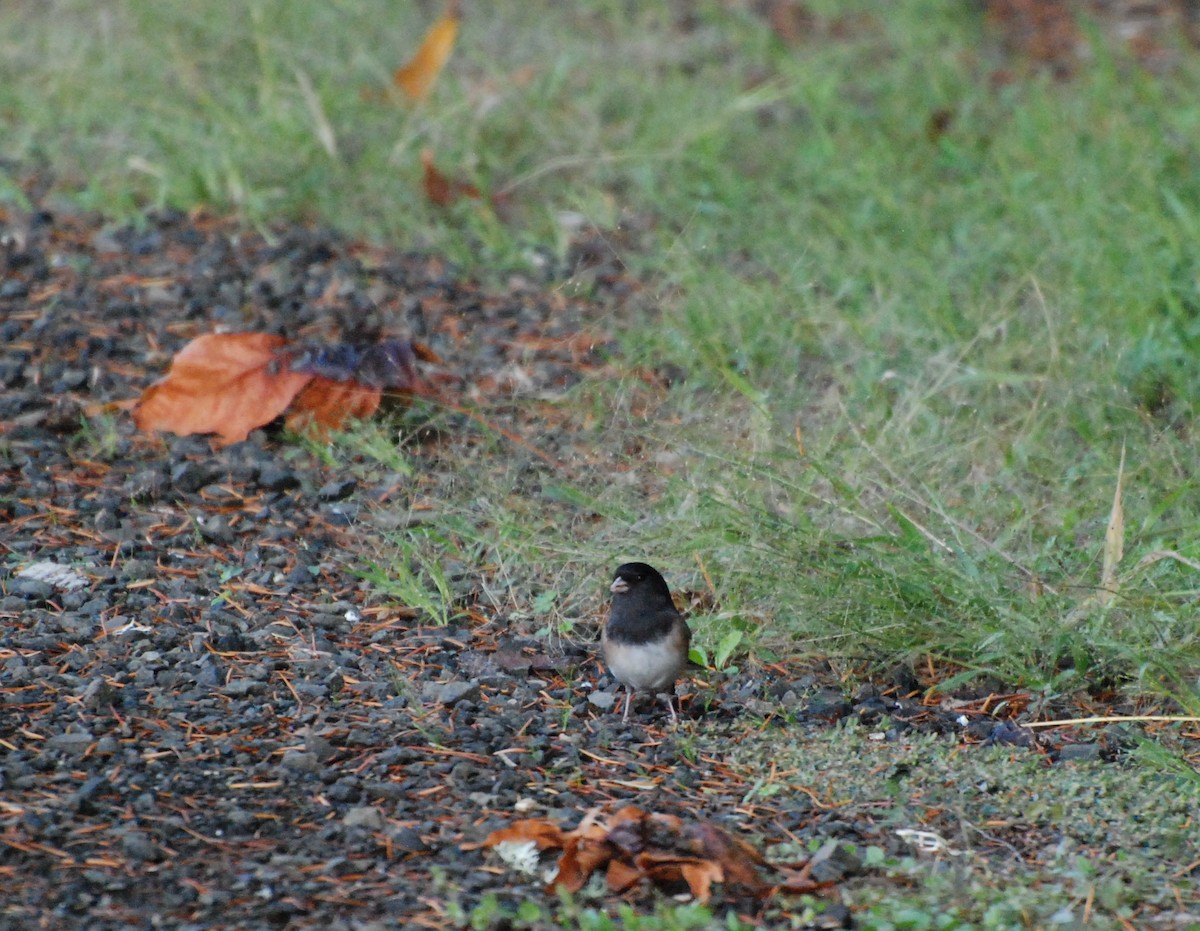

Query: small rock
436,681,481,706
984,720,1037,749
317,479,357,502
588,691,617,710
72,775,109,812
170,461,217,494
9,578,54,601
343,806,385,830
0,279,29,299
390,827,431,854
196,514,234,544
78,677,119,710
222,679,264,698
304,732,338,761
126,469,167,501
280,751,320,773
806,840,863,884
120,830,160,862
365,782,408,800
257,465,300,492
46,730,95,752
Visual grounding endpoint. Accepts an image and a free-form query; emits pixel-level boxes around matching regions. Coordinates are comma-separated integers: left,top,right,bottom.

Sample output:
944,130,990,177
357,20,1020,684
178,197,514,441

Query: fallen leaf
421,149,481,208
984,0,1078,79
133,332,313,447
395,2,460,102
556,833,614,893
285,376,382,439
679,860,723,903
604,858,642,894
764,0,814,46
686,820,768,891
465,819,564,852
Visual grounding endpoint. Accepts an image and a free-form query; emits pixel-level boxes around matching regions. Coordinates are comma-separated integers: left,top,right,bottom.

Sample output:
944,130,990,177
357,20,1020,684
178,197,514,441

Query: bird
602,562,692,724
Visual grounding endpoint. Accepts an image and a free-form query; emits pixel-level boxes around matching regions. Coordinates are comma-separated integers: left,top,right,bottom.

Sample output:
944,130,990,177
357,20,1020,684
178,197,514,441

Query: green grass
5,2,1200,704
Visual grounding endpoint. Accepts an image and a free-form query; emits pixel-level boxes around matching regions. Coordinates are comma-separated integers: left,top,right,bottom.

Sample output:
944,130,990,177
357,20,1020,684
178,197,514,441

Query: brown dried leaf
555,835,613,894
607,806,647,828
468,818,564,852
775,865,823,895
605,858,643,894
133,332,312,447
679,860,724,904
764,0,814,46
984,0,1078,78
421,149,481,208
285,376,382,439
688,821,768,890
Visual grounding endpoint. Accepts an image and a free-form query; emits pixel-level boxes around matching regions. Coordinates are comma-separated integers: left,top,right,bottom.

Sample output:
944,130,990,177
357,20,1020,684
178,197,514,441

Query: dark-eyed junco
602,562,692,724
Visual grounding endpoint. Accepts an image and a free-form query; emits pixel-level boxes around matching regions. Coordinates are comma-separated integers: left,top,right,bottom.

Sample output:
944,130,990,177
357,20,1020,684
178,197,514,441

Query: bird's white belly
605,637,681,691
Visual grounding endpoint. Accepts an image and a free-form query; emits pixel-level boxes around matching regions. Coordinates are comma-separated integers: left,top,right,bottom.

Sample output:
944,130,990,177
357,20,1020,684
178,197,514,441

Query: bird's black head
610,562,671,598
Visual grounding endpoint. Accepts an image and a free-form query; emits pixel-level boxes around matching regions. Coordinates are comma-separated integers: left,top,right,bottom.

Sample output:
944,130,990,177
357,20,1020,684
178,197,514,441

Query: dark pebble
196,514,234,543
281,751,320,773
170,461,218,494
9,578,54,601
317,478,357,501
257,465,300,491
120,830,161,862
806,840,863,884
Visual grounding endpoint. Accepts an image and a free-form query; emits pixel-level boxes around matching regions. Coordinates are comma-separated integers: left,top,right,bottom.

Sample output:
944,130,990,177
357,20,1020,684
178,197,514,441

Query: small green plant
74,412,123,459
209,564,245,609
362,527,462,626
345,421,413,476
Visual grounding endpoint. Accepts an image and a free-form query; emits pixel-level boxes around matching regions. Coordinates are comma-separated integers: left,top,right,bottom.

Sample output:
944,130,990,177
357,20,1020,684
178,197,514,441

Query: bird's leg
663,692,678,725
621,686,633,723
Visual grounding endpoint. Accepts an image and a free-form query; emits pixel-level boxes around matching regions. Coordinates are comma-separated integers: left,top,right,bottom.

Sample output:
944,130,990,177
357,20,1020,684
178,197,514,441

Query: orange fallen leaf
604,858,643,894
686,820,768,889
465,819,564,852
285,376,383,439
133,332,313,447
395,2,460,102
679,860,724,904
556,832,614,893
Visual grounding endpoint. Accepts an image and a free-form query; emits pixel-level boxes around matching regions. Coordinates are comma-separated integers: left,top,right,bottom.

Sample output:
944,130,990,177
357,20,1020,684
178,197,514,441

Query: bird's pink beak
610,578,629,594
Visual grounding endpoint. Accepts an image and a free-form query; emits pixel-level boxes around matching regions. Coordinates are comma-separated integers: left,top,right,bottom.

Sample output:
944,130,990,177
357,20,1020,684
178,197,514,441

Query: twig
1025,714,1200,729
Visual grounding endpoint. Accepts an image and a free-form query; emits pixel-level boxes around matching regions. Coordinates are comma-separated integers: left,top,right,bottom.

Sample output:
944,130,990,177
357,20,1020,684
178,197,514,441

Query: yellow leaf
394,5,460,102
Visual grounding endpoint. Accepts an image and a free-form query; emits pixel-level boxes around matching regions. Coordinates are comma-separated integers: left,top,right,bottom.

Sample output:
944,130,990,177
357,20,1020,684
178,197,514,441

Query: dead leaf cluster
467,806,828,906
